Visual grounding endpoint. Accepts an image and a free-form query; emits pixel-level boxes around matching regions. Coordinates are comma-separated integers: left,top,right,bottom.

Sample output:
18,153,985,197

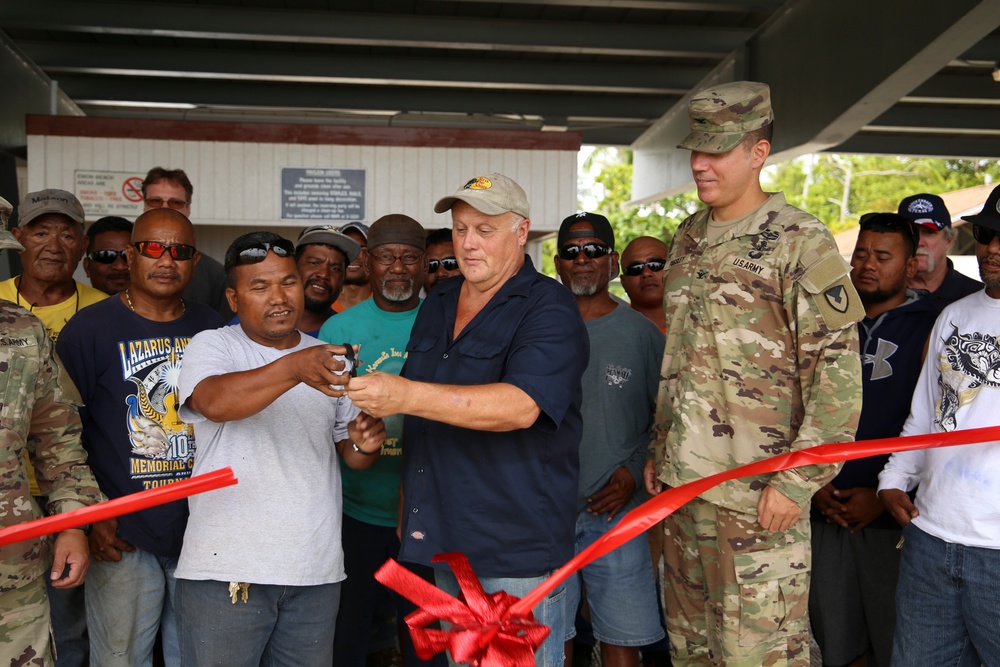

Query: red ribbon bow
376,553,550,667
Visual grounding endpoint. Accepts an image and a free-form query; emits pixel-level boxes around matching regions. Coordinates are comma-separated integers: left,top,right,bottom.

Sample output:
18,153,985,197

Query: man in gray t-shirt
553,212,666,666
175,231,386,667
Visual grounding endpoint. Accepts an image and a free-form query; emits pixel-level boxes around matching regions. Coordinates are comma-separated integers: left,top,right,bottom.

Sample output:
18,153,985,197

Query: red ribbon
0,467,238,548
377,426,1000,665
377,554,549,667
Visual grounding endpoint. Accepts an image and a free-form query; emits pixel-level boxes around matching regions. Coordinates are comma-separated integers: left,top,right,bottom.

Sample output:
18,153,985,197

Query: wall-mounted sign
74,170,146,218
281,168,365,222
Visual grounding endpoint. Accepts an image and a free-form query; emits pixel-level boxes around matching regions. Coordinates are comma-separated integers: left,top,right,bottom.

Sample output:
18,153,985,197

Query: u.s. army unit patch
824,285,849,313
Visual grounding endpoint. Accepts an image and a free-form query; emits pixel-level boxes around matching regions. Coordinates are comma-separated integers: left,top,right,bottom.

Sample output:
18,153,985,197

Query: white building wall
26,133,577,266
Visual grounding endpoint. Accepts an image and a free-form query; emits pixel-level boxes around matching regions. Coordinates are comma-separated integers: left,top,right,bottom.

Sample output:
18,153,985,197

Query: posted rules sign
75,170,147,218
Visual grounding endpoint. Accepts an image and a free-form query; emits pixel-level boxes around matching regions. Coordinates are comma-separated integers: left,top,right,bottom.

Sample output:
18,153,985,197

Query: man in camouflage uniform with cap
644,81,863,666
0,196,103,666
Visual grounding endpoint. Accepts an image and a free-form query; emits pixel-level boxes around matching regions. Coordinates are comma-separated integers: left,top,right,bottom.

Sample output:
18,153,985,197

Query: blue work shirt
398,256,588,578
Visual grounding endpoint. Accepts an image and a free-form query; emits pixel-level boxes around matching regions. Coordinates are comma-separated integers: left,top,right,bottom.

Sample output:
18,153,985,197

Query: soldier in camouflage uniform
643,82,863,666
0,196,103,666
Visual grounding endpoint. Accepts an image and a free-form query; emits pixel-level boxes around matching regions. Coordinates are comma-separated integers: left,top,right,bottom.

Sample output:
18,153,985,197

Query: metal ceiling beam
54,74,678,122
422,0,785,11
0,1,752,58
18,40,708,95
867,105,1000,133
831,133,1000,159
632,0,1000,201
904,73,1000,104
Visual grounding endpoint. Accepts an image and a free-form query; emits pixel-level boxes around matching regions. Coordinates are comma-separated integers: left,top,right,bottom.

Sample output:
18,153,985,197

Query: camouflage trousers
0,576,54,666
662,497,810,667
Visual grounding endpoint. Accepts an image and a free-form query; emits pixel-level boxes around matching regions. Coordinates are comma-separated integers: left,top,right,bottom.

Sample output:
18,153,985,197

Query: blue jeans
435,568,567,667
85,548,179,667
892,523,1000,667
176,578,340,667
564,505,665,647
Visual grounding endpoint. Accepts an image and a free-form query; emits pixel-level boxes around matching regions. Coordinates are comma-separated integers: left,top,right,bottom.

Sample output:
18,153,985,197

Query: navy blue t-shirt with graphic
57,296,223,557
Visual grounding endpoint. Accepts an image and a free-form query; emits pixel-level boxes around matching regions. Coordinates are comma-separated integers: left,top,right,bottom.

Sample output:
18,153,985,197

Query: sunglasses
427,257,459,274
558,243,612,261
234,240,295,266
88,249,128,264
371,250,423,266
973,224,1000,245
144,196,189,210
623,259,666,276
133,241,198,261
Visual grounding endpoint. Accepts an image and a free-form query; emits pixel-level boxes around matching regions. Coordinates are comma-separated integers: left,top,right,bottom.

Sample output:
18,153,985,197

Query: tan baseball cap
677,81,774,154
434,174,530,219
17,188,86,228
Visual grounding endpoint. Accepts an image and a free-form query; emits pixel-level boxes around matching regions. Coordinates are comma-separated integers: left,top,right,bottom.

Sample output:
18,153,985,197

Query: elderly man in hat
0,189,107,342
643,81,863,667
896,192,982,312
348,174,588,667
878,184,1000,667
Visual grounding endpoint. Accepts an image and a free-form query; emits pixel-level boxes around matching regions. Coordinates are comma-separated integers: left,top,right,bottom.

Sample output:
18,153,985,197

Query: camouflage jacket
0,300,102,593
651,193,863,513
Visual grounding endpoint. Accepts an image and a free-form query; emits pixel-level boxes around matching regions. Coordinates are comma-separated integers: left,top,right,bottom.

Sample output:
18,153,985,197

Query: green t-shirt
319,298,421,526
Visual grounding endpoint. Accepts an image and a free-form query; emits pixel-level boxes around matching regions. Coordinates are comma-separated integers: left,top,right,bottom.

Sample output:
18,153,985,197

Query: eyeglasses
233,240,295,266
88,249,128,264
427,257,459,274
558,243,612,261
371,250,423,266
144,196,189,210
623,259,667,276
133,241,198,261
859,212,919,248
972,224,1000,245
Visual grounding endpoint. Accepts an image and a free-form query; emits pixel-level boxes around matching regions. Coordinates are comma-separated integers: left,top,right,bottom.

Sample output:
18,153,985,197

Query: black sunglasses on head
623,259,666,276
973,224,1000,245
427,257,459,273
88,249,128,264
133,241,198,261
234,240,295,265
558,243,612,261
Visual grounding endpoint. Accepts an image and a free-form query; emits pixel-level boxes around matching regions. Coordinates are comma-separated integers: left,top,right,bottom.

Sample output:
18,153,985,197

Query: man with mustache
320,214,442,667
879,184,1000,666
897,192,981,313
293,225,359,335
57,208,223,666
84,216,133,296
619,236,669,333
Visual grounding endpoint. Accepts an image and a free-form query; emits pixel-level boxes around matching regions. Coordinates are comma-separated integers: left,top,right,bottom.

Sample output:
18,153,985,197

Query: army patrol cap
434,173,530,219
0,195,24,251
677,81,774,154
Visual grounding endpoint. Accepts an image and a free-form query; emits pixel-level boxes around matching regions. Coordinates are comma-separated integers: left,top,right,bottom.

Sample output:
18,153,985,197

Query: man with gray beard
318,214,442,667
897,192,981,313
554,212,666,667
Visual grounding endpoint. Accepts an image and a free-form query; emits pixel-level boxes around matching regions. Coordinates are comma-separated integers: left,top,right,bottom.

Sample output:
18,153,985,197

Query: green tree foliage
763,155,1000,232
